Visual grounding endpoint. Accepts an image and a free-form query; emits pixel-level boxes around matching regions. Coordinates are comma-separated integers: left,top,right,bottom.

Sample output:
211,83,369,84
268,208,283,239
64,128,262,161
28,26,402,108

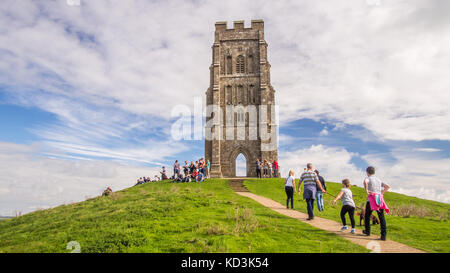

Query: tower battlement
215,20,264,32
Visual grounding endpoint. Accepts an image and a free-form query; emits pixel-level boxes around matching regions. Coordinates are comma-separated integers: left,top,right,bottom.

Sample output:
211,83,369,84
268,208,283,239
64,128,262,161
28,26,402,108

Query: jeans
341,205,355,228
365,201,387,237
316,192,324,211
256,168,261,178
285,186,294,209
305,198,315,219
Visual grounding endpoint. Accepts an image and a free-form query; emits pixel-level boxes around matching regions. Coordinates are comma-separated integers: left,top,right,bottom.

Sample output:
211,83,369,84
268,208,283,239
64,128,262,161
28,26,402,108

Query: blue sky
0,0,449,215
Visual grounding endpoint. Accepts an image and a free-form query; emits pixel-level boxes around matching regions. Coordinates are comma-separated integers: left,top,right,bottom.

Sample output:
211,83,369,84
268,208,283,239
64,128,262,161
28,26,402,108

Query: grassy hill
244,178,450,253
0,179,368,253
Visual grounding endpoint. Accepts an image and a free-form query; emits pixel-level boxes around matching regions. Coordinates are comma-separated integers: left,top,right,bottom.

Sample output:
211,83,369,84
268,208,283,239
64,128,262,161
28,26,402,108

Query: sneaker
306,217,314,221
351,229,356,234
340,226,348,231
362,230,370,236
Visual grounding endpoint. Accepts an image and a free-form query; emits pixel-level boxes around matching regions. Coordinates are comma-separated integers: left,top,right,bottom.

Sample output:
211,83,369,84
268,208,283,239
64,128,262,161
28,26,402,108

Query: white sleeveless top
285,176,294,187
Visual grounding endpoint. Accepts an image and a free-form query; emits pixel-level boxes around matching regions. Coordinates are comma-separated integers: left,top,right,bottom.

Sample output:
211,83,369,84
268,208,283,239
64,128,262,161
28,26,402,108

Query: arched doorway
235,153,246,177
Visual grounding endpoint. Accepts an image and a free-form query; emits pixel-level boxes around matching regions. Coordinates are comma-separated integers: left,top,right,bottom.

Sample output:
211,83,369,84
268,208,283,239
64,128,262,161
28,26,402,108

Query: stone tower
205,20,278,177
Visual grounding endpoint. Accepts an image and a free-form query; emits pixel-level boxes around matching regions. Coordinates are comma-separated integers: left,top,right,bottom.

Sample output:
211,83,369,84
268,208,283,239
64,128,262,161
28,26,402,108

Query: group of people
255,158,279,178
285,164,390,241
133,158,211,186
135,175,161,186
172,158,210,183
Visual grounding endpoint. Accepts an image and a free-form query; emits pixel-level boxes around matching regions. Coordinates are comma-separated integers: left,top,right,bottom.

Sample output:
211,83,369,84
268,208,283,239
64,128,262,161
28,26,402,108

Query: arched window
226,56,232,75
236,55,245,73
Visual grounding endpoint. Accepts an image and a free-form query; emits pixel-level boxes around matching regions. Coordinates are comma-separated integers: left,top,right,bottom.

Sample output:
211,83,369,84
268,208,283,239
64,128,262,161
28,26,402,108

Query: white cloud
319,128,329,136
362,150,450,203
279,144,365,186
413,148,442,153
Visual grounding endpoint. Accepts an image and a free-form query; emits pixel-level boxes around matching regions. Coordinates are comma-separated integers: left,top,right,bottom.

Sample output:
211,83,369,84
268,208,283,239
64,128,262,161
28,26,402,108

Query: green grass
244,178,450,253
0,179,368,253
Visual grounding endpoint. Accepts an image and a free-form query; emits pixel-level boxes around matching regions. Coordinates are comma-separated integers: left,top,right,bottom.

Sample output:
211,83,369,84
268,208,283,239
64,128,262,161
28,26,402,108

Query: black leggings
256,168,261,178
340,205,355,228
285,186,294,209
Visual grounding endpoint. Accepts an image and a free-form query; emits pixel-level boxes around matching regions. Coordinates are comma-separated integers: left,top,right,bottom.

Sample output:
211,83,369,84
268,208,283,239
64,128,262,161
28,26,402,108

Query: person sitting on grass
192,168,198,180
102,187,113,196
160,166,168,180
197,171,204,182
332,179,356,234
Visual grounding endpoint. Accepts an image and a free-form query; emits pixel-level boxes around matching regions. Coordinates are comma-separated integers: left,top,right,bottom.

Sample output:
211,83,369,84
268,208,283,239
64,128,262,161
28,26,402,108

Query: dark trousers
306,198,315,218
256,168,261,178
285,186,294,209
340,205,355,228
365,201,387,237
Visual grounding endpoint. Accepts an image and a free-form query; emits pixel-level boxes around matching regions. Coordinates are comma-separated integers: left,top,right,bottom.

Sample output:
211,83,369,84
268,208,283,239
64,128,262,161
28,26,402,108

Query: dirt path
228,178,425,253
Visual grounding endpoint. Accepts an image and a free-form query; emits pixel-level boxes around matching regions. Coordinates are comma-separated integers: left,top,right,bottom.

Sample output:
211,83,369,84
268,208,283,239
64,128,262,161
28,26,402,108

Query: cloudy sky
0,0,449,215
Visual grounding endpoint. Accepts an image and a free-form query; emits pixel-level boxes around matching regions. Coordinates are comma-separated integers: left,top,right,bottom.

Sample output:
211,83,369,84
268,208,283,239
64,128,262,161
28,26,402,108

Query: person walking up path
363,166,390,241
332,179,356,234
315,170,326,212
298,163,326,220
285,170,295,209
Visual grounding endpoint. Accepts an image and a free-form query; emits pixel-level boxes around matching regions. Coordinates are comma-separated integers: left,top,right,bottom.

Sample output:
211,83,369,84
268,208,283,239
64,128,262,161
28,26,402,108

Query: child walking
285,170,296,209
332,179,356,234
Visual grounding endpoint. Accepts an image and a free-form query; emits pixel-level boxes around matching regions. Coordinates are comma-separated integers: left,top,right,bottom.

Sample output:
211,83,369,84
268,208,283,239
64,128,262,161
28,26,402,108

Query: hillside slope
0,179,368,253
244,179,450,253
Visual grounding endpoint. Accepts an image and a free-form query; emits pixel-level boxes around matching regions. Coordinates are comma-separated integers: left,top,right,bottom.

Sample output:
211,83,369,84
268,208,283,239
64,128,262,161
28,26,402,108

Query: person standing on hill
174,160,180,177
363,166,390,241
273,160,279,178
332,179,356,234
298,163,326,220
314,170,326,212
183,161,189,176
268,161,273,178
206,160,210,178
256,158,262,178
285,170,296,209
263,160,269,178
